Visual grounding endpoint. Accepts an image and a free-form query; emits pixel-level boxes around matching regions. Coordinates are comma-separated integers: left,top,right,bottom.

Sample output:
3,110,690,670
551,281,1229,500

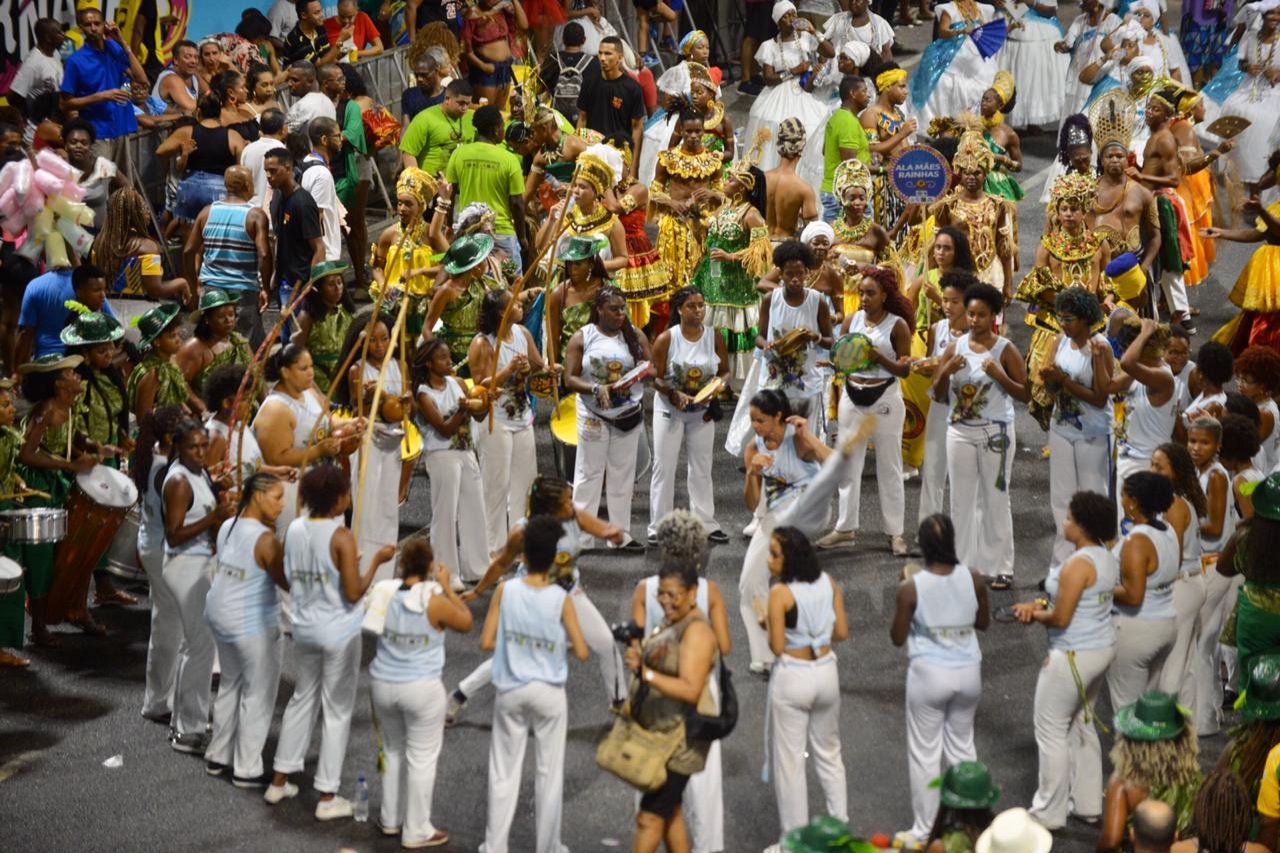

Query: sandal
69,617,107,636
29,631,60,648
0,649,31,667
94,588,138,607
989,574,1013,591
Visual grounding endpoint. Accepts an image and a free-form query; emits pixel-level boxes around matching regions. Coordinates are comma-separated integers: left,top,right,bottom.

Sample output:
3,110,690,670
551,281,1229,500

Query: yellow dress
370,224,436,338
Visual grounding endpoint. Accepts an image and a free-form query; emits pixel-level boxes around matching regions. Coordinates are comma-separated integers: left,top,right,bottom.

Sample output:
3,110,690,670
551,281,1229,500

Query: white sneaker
893,830,925,851
445,691,467,727
450,575,464,593
263,782,298,804
816,529,857,549
315,795,354,821
742,517,759,537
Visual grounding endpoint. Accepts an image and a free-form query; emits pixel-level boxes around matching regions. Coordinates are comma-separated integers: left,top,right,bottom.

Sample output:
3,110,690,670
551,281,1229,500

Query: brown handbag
595,706,685,792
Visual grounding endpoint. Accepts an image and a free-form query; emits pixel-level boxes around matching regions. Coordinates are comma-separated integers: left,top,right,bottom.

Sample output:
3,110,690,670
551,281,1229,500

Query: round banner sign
888,145,952,205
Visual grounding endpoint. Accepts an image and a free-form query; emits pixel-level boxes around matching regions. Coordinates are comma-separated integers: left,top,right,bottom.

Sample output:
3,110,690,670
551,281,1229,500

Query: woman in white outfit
470,289,544,557
931,283,1030,591
1041,287,1115,572
1131,0,1192,82
563,285,652,551
1109,471,1181,712
757,241,835,424
370,537,473,849
162,420,231,754
1058,0,1122,119
630,509,732,853
1014,490,1119,831
1110,319,1176,527
915,271,973,526
890,514,990,849
266,464,396,819
414,337,490,584
820,265,913,556
448,475,627,723
1228,5,1280,188
909,0,999,129
649,287,730,545
203,365,296,484
766,525,850,833
204,472,288,786
1000,0,1070,128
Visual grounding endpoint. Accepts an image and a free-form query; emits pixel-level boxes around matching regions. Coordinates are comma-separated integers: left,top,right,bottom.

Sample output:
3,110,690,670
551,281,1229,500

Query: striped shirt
199,201,259,291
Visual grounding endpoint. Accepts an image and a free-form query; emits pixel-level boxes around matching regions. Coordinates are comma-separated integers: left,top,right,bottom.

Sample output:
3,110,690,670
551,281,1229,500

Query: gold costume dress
928,191,1018,296
651,146,722,291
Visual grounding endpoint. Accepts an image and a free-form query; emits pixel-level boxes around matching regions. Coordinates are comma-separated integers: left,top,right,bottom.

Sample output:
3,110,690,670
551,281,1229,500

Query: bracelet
643,667,655,684
531,165,544,175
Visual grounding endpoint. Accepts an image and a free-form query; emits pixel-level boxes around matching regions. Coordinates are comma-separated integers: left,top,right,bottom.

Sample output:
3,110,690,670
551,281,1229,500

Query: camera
611,621,645,644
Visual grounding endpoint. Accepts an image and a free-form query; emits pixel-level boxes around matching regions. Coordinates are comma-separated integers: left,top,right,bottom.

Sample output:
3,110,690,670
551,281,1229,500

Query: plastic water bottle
354,775,369,822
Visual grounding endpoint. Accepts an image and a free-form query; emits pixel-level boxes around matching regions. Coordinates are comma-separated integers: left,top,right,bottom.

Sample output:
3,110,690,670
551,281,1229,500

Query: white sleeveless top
1175,498,1203,578
846,310,899,382
908,564,981,665
486,330,534,431
418,376,474,453
162,462,218,559
1118,367,1175,459
208,417,263,482
1198,461,1235,554
579,323,644,418
492,578,569,691
206,517,279,643
755,423,821,511
1256,397,1280,473
254,388,328,454
369,584,447,683
1050,333,1113,439
929,319,961,359
137,455,168,556
764,288,824,397
1047,544,1117,652
285,516,363,646
657,325,719,421
1114,522,1180,620
643,575,710,635
948,334,1015,426
783,573,836,655
363,359,407,443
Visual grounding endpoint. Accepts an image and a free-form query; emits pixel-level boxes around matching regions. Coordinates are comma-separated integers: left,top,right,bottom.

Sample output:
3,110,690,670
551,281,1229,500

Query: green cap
197,289,241,313
1114,691,1187,741
442,233,495,276
306,259,350,288
133,302,183,348
559,234,608,263
1242,473,1280,521
781,816,880,853
1242,654,1280,722
933,761,1001,810
61,311,125,347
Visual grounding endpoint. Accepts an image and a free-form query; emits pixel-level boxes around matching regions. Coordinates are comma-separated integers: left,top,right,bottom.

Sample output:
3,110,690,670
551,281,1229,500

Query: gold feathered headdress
575,143,624,195
726,127,771,190
953,114,995,173
1049,171,1097,210
1089,89,1137,153
396,168,438,207
990,70,1015,108
832,158,873,205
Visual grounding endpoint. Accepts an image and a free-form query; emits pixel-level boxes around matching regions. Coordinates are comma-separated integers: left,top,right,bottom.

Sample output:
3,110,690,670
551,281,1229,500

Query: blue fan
970,17,1007,60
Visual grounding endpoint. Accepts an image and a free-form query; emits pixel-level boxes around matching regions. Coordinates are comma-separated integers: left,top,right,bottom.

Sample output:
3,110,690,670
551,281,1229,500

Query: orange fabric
1176,169,1214,286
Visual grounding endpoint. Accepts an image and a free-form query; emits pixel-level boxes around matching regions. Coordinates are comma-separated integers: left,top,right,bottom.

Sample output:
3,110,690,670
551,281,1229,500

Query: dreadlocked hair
1188,768,1253,853
1155,442,1207,517
589,286,644,364
1218,719,1280,795
926,806,993,847
1109,724,1200,791
133,405,185,498
332,308,396,411
90,186,152,283
527,475,572,518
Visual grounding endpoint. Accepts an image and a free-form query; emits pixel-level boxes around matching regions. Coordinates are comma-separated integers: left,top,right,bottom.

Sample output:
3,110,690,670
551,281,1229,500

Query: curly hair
1070,491,1118,544
862,265,914,325
1054,286,1103,327
1122,470,1175,525
1196,341,1235,387
1219,413,1261,463
1154,442,1207,518
1110,723,1200,791
400,536,434,579
1117,317,1171,359
963,282,1004,317
298,462,350,516
773,526,822,583
527,475,573,518
772,239,814,271
655,510,710,574
1234,345,1280,394
933,226,976,273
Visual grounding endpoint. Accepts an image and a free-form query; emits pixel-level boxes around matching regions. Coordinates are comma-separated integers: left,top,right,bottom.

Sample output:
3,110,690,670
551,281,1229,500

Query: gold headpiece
991,70,1015,107
1089,90,1136,153
1176,87,1202,118
928,116,962,138
727,128,770,190
832,158,873,204
575,143,623,195
687,61,714,92
1049,172,1097,209
875,68,907,93
396,168,438,207
953,126,995,173
1148,80,1184,113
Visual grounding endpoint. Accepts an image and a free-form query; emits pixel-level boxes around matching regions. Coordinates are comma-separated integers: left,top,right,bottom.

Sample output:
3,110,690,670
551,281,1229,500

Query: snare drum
551,393,579,479
0,507,68,544
104,505,146,583
0,556,22,595
46,465,139,625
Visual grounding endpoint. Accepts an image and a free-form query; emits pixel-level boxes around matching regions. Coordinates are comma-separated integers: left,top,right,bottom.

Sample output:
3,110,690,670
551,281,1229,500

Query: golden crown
1089,90,1136,153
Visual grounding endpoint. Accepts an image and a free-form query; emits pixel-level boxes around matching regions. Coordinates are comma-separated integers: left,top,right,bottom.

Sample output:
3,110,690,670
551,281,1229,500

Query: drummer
126,303,204,424
16,355,99,644
0,378,31,666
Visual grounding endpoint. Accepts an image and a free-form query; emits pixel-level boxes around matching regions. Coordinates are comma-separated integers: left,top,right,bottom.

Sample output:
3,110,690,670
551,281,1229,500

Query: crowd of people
5,0,1280,851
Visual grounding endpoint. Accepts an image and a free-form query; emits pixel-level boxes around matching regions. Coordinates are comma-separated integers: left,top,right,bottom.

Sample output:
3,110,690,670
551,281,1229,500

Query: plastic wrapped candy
0,156,97,264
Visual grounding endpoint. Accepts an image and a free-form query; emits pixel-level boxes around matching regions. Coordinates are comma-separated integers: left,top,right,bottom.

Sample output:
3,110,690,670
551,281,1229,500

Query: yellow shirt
1260,742,1280,818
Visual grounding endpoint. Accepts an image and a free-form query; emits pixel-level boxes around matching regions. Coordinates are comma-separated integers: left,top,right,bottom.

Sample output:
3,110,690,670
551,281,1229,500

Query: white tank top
907,564,981,665
491,578,569,691
643,575,709,635
162,462,218,558
783,573,836,654
369,585,447,683
658,325,719,421
755,423,821,510
137,455,168,555
929,319,961,359
1118,367,1175,459
579,323,643,418
284,516,363,646
1198,461,1234,553
948,333,1014,426
1047,545,1118,651
1115,522,1180,620
207,418,263,482
486,330,534,431
1256,397,1280,473
1049,333,1113,439
1176,498,1202,577
764,288,823,397
206,517,280,642
364,358,404,397
418,376,474,453
846,310,899,382
254,388,328,454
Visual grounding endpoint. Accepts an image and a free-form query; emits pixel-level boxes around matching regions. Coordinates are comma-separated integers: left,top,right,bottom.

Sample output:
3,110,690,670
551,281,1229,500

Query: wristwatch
643,668,655,684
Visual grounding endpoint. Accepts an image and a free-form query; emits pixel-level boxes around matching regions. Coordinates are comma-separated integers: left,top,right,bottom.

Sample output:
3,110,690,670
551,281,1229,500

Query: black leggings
638,771,691,820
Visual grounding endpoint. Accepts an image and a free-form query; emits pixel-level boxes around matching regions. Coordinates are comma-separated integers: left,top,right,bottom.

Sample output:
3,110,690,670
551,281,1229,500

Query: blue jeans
492,232,523,271
173,170,226,223
820,192,841,224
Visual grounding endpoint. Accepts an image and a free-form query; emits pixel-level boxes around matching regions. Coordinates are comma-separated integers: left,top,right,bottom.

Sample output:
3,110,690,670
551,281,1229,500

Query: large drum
0,556,21,595
104,505,146,583
46,465,138,625
0,507,68,543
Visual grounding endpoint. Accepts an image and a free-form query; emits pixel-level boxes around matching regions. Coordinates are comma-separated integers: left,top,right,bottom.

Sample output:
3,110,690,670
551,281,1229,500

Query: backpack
553,53,592,118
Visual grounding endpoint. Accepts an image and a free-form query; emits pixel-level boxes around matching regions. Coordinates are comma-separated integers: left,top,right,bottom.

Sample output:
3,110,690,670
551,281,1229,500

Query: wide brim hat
61,311,125,347
197,289,240,313
934,761,1001,810
559,234,608,263
1114,690,1187,741
975,808,1052,853
19,353,84,374
443,233,494,276
306,260,350,288
1242,473,1280,522
1242,653,1280,722
133,302,183,348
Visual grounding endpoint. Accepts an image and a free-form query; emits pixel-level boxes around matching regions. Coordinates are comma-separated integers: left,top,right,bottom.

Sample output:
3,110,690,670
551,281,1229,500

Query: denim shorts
172,170,227,223
469,57,513,87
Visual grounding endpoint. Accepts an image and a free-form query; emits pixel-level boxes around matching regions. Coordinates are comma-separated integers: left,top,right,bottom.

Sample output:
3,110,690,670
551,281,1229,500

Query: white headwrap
1115,21,1145,43
1248,0,1280,19
801,221,836,245
772,0,797,23
1127,55,1155,82
840,40,871,67
1130,0,1161,20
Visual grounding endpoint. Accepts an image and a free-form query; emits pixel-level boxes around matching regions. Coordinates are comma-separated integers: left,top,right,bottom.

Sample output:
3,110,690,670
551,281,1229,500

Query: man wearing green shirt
444,105,529,270
399,78,475,175
822,75,872,223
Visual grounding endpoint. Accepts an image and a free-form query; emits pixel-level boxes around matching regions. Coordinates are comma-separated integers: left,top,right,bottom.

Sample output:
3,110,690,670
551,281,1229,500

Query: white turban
1249,0,1280,19
1115,21,1145,43
840,40,871,67
801,221,836,245
772,0,797,23
1130,0,1161,20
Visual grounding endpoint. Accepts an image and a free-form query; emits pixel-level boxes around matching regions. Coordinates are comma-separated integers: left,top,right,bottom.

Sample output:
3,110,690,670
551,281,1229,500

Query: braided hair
1188,768,1253,853
227,471,281,535
90,186,152,283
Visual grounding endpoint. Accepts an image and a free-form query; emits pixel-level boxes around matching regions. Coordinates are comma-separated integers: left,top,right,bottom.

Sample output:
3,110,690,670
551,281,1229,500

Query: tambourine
771,328,811,357
691,376,725,406
830,332,874,374
526,371,556,399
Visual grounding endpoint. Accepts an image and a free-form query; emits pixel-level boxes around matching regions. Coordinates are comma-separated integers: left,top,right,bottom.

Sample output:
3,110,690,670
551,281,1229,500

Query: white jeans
372,677,447,844
1160,574,1206,708
141,546,182,719
947,422,1015,578
1048,431,1111,569
916,400,950,524
769,654,848,832
477,424,538,556
905,659,982,839
685,739,724,852
480,680,569,853
352,431,402,581
1108,614,1176,712
833,383,905,537
1029,646,1115,829
424,449,489,582
1160,269,1189,316
573,402,641,544
206,629,283,778
1193,569,1243,734
649,406,719,537
272,631,361,793
164,552,216,736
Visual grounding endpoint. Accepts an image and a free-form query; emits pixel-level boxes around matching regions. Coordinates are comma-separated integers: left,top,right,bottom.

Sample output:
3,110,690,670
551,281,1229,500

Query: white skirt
999,25,1069,127
1231,82,1280,183
744,79,833,174
914,41,1000,130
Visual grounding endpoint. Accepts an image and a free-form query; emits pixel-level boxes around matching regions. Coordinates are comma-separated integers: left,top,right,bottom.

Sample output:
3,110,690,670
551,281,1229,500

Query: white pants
1107,614,1176,712
372,677,447,844
947,423,1015,578
769,654,848,832
685,739,724,852
480,680,569,853
649,407,720,538
833,383,905,537
164,552,216,736
272,631,361,793
1193,569,1243,734
1115,453,1149,526
1160,269,1189,317
141,546,182,719
352,432,402,581
1028,646,1115,829
1048,431,1111,569
477,424,538,556
457,585,625,704
573,402,641,544
206,629,283,778
905,659,982,839
1159,574,1206,708
425,449,489,582
916,399,950,524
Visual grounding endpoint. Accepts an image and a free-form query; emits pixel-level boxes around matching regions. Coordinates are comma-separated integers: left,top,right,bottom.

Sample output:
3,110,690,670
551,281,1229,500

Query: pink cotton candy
34,169,65,196
58,179,85,202
10,159,32,198
35,149,80,182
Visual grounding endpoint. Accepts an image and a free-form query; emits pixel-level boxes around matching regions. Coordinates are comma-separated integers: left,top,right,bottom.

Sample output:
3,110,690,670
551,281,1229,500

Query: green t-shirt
822,107,871,193
399,105,476,176
444,141,524,236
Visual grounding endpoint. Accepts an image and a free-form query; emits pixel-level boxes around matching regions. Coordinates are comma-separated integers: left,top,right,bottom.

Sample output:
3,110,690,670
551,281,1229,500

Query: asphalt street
0,4,1252,850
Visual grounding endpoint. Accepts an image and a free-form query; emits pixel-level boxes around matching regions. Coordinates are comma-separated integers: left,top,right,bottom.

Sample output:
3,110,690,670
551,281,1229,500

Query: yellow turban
396,168,437,207
991,70,1015,107
875,68,907,93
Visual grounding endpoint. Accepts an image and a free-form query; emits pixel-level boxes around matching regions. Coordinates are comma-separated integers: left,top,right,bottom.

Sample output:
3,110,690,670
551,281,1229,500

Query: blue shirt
61,40,138,140
18,269,117,358
400,86,443,123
